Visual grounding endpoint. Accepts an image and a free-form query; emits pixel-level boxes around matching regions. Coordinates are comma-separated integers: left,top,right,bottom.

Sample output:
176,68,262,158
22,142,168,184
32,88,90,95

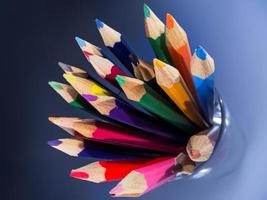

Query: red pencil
70,157,171,183
109,152,189,197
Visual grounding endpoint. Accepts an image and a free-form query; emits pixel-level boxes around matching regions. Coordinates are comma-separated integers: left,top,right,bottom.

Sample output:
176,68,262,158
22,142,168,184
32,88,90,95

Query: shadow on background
2,0,267,199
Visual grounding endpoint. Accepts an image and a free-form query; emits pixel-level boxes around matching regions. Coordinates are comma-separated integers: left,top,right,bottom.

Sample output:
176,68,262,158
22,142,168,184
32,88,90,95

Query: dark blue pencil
47,138,168,160
96,19,138,75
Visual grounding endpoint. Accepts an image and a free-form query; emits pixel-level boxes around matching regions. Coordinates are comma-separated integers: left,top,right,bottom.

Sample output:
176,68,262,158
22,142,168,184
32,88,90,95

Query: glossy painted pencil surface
96,19,138,75
186,126,219,162
116,75,197,133
109,153,187,197
165,14,199,103
70,157,172,183
191,46,215,120
144,4,172,64
153,59,206,127
49,117,182,153
63,74,188,141
48,138,164,160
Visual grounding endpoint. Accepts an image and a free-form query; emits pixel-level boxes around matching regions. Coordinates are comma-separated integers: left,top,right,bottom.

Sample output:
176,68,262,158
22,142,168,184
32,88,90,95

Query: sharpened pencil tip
48,81,63,90
63,73,77,84
48,116,57,122
115,75,126,86
153,58,166,68
75,36,86,47
47,139,62,147
70,170,89,179
58,62,69,71
143,3,151,18
95,18,104,29
166,13,174,29
195,46,206,60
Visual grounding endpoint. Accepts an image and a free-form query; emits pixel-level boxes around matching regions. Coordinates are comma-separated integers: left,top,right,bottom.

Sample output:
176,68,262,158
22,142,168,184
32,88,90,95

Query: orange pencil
166,14,199,105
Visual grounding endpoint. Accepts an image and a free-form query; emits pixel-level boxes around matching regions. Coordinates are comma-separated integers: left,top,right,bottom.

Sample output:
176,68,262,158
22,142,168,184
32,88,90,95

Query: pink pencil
109,152,188,197
49,117,182,154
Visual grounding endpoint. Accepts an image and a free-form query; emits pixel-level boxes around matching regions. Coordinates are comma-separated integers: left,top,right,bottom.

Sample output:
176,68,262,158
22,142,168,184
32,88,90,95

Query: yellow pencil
153,59,207,128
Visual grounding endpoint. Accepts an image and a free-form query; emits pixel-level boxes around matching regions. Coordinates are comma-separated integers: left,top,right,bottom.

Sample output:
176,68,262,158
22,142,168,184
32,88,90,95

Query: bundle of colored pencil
48,3,219,197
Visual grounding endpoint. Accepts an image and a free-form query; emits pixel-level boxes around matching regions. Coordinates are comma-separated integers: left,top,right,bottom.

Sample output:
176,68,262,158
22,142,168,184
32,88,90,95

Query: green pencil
144,4,172,64
48,81,105,120
115,75,198,134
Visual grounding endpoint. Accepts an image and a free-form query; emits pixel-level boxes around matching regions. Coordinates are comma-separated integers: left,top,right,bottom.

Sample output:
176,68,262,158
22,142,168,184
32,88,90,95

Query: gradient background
2,0,267,199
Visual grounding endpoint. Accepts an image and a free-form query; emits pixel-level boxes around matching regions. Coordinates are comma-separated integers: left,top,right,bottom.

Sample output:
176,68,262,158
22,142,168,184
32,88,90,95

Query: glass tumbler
173,90,246,181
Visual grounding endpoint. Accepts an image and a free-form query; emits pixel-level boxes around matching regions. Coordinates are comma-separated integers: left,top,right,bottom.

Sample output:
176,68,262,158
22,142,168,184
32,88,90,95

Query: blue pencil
95,19,138,76
191,46,215,122
47,138,166,160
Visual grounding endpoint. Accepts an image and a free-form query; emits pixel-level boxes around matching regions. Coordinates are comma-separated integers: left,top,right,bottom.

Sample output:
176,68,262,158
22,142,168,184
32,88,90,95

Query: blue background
2,0,267,199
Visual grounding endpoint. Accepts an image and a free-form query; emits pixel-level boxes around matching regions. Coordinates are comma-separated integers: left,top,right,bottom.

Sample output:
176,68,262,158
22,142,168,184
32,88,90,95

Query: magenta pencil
48,117,182,153
110,153,186,197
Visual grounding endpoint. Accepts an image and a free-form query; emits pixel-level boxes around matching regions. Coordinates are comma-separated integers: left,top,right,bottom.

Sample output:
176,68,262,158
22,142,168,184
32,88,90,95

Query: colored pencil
48,117,82,136
58,62,88,78
186,126,220,162
75,36,121,70
96,19,138,75
191,46,215,120
48,81,92,110
153,59,206,128
72,119,183,153
64,74,189,141
116,75,197,133
48,117,182,153
109,153,186,197
47,138,166,160
172,152,195,176
165,14,200,104
70,157,172,183
144,4,172,64
63,73,111,97
75,37,155,117
134,59,178,106
78,45,126,87
134,59,155,82
75,36,104,57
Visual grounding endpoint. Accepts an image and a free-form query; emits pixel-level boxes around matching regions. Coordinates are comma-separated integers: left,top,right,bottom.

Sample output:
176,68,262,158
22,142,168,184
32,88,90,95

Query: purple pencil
63,74,189,142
